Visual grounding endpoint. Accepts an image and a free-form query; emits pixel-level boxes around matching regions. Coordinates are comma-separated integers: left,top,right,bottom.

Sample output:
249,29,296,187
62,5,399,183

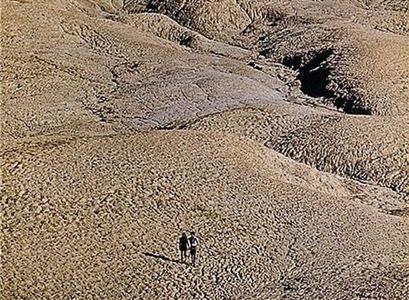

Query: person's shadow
142,252,188,264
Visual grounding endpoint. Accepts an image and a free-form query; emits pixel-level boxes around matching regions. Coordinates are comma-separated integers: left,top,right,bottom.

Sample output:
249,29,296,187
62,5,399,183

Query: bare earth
1,0,409,299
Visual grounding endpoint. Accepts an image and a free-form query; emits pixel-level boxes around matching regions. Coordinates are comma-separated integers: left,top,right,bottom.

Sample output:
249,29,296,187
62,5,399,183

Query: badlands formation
1,0,409,299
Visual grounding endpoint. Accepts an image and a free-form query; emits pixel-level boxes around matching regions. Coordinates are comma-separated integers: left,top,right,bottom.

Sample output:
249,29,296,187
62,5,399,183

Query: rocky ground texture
1,0,409,299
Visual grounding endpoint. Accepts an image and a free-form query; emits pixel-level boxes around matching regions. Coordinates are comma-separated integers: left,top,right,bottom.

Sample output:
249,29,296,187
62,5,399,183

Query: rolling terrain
1,0,409,299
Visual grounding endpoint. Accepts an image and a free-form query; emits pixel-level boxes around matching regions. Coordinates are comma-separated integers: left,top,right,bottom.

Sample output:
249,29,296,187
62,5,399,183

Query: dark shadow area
142,252,187,264
179,34,194,47
335,96,371,115
258,48,272,57
282,49,335,98
388,208,409,217
282,49,371,115
146,0,161,11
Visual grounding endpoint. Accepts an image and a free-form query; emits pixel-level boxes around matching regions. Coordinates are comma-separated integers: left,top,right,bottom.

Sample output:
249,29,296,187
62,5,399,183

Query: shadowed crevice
282,49,371,115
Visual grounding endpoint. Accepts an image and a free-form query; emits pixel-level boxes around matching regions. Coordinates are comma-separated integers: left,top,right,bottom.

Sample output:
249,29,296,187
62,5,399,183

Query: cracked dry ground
1,0,409,299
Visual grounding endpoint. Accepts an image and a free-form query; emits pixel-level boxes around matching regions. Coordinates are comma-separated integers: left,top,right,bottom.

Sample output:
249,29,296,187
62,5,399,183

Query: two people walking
179,232,199,265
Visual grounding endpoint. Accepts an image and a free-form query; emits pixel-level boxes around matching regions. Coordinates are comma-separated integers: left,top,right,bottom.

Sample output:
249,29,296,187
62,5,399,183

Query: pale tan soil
187,109,409,194
245,24,409,115
2,0,288,139
130,0,409,115
1,0,409,299
2,132,409,299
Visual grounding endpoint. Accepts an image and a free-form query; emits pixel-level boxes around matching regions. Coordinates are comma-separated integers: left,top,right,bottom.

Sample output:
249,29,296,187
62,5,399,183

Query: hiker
189,232,199,266
179,232,189,261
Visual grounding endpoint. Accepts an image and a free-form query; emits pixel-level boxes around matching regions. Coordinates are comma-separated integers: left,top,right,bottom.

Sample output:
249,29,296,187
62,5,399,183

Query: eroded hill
1,0,409,299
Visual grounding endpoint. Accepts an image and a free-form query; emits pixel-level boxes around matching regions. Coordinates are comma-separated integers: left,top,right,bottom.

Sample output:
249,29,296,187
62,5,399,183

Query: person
179,232,189,261
189,232,199,266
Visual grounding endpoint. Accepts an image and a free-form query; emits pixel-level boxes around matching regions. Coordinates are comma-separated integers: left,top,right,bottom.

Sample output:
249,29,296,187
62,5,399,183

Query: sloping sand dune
187,110,409,194
130,0,409,115
1,0,287,139
2,131,408,299
1,0,409,299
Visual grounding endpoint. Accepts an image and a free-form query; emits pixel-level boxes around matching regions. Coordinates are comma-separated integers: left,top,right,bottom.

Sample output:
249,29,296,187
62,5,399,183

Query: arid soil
1,0,409,299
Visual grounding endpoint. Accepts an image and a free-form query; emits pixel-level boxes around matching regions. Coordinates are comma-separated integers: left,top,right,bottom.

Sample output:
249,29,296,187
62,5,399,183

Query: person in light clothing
189,232,199,266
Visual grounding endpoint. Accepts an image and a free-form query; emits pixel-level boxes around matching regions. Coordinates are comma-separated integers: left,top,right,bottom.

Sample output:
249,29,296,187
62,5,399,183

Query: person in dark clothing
189,232,199,266
179,232,189,261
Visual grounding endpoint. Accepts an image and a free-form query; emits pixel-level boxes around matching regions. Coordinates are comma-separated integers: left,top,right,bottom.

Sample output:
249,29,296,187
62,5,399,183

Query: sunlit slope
2,131,408,299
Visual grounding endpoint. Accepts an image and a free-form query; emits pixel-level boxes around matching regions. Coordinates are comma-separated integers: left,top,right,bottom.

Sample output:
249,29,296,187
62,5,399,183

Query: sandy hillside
1,0,409,299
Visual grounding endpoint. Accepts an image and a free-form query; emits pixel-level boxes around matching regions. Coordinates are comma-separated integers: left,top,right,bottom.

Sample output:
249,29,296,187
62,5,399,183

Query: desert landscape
1,0,409,299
